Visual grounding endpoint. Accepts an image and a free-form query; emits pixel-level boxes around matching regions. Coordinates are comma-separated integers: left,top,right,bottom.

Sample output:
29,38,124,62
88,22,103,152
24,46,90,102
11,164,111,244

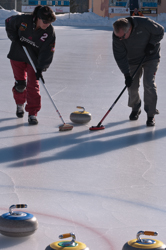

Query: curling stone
122,231,166,250
45,232,89,250
70,106,91,124
0,204,38,237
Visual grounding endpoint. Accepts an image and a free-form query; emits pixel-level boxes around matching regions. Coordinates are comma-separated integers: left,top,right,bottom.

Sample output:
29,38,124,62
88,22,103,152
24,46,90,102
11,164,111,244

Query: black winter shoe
28,115,38,125
129,109,141,120
146,117,155,126
16,104,24,118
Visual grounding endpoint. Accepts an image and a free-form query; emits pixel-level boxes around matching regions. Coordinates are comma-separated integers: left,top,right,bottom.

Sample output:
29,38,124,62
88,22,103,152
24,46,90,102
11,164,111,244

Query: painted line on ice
0,206,115,250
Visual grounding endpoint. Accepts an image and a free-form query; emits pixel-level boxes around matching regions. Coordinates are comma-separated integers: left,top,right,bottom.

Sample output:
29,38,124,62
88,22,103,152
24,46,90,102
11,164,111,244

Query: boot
129,109,141,120
28,115,38,125
146,116,155,126
16,104,24,118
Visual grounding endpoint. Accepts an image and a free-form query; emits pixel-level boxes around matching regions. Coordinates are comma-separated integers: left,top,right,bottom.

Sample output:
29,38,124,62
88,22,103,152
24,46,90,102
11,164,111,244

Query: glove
144,43,155,56
125,75,133,88
35,68,45,83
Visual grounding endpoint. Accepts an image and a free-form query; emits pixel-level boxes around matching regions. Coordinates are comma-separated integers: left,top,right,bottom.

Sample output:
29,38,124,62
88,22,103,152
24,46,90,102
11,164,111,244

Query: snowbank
0,8,166,28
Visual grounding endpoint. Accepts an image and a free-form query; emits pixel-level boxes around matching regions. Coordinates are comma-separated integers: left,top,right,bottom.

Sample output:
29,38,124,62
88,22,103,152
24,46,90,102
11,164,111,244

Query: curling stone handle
9,204,27,214
137,231,158,241
144,231,158,236
59,233,76,243
76,106,85,112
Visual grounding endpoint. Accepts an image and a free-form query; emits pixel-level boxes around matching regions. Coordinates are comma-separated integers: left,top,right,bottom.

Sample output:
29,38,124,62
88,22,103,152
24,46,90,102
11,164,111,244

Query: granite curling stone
70,106,91,124
122,231,166,250
45,232,89,250
0,204,38,237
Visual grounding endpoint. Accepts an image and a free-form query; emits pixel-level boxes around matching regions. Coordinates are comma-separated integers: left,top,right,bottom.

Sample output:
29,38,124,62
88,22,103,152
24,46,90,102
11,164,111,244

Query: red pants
10,60,41,116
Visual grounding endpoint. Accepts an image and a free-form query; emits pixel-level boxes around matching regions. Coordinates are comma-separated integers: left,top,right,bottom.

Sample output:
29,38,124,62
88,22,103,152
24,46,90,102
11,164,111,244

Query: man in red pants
5,5,56,125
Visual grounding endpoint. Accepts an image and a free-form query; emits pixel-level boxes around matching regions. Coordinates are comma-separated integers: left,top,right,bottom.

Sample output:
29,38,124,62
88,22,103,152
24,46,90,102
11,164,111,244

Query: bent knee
15,80,26,93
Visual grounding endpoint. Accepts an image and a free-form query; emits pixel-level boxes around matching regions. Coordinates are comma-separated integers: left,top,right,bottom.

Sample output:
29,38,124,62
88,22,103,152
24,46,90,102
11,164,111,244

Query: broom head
59,124,73,131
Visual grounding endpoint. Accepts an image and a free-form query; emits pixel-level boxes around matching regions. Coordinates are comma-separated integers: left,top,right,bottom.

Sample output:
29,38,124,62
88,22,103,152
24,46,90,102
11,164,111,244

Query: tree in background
70,0,89,13
0,0,22,11
0,0,88,13
70,0,78,13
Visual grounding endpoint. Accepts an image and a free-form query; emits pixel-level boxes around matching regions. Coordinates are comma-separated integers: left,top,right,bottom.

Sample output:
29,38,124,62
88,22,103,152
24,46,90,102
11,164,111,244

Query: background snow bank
0,8,166,28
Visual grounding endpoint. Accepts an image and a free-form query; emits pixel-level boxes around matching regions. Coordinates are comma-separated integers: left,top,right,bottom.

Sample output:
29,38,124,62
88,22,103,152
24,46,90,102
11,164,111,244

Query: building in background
89,0,166,18
0,0,88,13
0,0,165,17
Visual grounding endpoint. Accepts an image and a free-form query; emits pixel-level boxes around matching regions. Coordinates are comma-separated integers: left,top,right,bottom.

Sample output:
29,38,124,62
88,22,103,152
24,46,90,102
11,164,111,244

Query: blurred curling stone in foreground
122,230,166,250
0,204,38,237
45,232,89,250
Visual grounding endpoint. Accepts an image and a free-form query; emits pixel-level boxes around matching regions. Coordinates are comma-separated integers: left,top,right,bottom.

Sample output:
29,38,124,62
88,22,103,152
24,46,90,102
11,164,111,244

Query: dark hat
37,6,56,22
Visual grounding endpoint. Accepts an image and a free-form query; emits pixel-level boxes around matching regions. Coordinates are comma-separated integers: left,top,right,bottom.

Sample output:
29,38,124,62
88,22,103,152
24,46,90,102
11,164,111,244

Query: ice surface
0,9,166,250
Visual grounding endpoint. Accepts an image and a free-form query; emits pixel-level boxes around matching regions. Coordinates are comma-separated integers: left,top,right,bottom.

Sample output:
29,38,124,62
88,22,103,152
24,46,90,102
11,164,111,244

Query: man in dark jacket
126,0,141,16
5,5,56,125
112,17,164,126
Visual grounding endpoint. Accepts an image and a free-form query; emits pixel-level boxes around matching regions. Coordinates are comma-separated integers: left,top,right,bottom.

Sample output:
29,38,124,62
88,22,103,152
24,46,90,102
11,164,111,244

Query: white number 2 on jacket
40,33,48,42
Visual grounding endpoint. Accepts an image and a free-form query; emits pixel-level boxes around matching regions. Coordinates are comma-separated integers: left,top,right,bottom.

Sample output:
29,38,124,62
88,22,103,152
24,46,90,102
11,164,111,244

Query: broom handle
22,46,65,125
97,55,146,127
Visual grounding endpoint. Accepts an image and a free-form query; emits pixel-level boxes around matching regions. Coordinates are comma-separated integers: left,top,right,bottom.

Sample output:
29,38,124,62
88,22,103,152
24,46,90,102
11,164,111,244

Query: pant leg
25,63,41,116
143,59,159,117
128,64,143,111
10,60,27,105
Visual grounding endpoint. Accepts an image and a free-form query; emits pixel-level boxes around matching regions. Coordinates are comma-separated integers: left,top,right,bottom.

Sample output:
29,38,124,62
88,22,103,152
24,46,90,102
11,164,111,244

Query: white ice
0,9,166,250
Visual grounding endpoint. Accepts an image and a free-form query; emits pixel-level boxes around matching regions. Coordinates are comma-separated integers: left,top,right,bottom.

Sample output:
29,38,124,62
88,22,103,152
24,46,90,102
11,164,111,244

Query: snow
0,8,166,28
0,7,166,250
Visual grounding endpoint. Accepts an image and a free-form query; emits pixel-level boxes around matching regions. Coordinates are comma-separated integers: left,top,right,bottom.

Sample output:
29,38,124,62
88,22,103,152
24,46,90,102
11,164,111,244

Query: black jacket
5,14,55,71
113,17,164,75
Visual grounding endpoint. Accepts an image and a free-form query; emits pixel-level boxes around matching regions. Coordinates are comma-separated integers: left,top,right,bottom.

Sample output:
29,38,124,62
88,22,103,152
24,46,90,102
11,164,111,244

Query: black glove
144,43,155,56
125,75,133,88
35,68,45,83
